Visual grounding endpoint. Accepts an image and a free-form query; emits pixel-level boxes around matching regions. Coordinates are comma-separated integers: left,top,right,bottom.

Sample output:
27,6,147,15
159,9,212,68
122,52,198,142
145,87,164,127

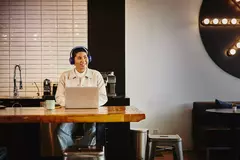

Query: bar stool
62,123,106,160
148,134,184,160
63,146,105,160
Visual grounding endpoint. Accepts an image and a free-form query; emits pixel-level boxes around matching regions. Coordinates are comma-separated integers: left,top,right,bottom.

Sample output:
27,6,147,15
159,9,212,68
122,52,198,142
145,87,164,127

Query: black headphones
69,46,92,65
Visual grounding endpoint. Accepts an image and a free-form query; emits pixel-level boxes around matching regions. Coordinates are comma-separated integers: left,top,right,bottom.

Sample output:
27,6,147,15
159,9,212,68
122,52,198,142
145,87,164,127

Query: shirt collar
69,68,93,79
85,68,93,79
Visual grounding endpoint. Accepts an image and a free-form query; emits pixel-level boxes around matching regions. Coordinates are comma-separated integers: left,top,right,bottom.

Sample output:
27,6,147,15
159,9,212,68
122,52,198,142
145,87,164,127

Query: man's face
74,51,88,71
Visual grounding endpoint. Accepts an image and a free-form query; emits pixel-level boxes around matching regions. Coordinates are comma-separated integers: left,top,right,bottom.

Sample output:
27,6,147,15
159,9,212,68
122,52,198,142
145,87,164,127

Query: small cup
46,100,55,110
43,95,55,110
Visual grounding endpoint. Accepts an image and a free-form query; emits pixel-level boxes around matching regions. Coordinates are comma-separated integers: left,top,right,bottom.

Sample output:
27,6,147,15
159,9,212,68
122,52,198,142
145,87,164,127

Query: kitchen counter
0,95,130,108
0,96,42,99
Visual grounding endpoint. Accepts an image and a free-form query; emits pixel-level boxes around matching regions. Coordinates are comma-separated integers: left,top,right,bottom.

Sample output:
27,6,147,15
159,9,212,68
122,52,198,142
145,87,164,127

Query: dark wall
88,0,125,96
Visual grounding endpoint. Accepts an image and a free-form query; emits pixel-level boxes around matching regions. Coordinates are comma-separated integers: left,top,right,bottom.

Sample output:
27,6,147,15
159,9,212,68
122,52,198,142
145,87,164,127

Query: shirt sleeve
55,73,66,106
96,71,108,106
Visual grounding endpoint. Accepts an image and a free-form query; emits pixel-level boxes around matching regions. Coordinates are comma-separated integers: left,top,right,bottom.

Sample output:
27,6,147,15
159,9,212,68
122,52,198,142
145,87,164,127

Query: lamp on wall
202,18,210,25
201,18,239,25
224,38,240,56
232,0,240,9
199,0,240,79
227,48,237,56
201,16,240,56
222,18,228,24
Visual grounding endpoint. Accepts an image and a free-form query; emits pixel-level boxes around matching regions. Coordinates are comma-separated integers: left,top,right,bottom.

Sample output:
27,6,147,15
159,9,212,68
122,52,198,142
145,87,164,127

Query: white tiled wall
0,0,88,97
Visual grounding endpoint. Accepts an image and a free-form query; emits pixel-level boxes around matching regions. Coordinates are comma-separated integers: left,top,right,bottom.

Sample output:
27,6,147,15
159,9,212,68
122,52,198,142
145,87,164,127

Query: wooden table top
0,106,145,123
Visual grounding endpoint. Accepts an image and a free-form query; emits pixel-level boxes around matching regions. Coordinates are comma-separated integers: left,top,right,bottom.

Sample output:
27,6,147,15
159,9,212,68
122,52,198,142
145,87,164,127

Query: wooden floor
154,151,195,160
42,150,234,160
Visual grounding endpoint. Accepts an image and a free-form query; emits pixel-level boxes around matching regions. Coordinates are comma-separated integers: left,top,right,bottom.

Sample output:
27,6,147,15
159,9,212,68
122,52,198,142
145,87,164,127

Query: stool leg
149,142,157,160
173,141,183,160
172,146,178,160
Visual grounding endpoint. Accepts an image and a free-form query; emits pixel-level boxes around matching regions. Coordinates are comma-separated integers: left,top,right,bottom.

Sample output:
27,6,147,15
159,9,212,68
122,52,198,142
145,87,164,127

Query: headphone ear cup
88,55,92,63
69,57,74,65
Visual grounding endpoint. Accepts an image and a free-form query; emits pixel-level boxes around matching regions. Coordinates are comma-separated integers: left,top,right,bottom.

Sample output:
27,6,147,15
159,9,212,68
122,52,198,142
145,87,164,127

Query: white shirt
55,68,108,107
74,68,86,78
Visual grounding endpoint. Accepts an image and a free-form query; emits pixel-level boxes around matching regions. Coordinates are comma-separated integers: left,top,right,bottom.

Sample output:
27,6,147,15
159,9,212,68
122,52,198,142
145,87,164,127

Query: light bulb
231,18,237,24
221,18,228,24
203,18,210,25
236,42,240,48
213,18,219,24
228,49,236,56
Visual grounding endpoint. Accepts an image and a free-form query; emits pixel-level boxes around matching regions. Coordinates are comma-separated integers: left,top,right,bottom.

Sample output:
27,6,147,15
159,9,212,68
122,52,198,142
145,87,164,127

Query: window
0,0,88,97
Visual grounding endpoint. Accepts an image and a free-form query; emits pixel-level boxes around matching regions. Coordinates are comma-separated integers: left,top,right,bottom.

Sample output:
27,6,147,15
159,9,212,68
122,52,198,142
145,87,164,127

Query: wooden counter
0,106,145,123
0,106,145,160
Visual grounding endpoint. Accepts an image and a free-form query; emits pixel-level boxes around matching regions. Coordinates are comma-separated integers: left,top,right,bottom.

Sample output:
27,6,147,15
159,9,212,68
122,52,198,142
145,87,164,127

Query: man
55,46,108,151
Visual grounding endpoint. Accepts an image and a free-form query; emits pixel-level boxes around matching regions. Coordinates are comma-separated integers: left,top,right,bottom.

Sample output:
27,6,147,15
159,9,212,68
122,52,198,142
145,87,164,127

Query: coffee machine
43,79,51,96
52,84,58,96
107,72,116,97
101,71,117,97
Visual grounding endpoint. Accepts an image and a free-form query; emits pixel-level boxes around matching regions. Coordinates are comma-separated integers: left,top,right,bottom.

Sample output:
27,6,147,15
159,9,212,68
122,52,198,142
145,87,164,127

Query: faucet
13,64,23,97
33,82,40,97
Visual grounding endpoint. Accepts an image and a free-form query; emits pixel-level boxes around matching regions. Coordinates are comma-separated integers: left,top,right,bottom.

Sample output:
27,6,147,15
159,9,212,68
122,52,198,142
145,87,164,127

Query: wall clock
199,0,240,78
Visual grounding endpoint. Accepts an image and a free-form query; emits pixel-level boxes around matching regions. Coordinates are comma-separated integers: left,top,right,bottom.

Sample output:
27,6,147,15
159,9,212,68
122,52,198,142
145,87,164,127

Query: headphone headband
69,46,92,65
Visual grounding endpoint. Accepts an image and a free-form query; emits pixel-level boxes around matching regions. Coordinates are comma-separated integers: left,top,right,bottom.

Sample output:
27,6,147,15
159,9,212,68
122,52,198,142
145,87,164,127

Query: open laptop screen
65,87,99,109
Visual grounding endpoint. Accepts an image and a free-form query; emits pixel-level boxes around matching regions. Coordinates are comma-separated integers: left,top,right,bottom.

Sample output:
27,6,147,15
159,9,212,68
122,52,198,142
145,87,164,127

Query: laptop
65,87,99,109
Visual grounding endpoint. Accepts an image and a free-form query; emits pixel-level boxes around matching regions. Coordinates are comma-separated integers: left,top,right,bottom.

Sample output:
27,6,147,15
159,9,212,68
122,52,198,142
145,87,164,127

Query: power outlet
152,129,160,135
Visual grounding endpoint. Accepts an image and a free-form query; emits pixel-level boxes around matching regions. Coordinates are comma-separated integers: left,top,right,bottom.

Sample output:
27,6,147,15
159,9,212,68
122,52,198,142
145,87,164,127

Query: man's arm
55,73,66,106
97,72,108,106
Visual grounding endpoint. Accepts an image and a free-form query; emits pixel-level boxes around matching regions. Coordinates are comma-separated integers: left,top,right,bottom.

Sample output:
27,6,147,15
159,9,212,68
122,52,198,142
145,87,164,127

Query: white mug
45,100,55,110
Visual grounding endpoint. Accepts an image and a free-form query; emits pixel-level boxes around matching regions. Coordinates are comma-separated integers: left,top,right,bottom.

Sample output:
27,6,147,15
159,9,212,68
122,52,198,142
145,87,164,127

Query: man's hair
72,48,88,59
